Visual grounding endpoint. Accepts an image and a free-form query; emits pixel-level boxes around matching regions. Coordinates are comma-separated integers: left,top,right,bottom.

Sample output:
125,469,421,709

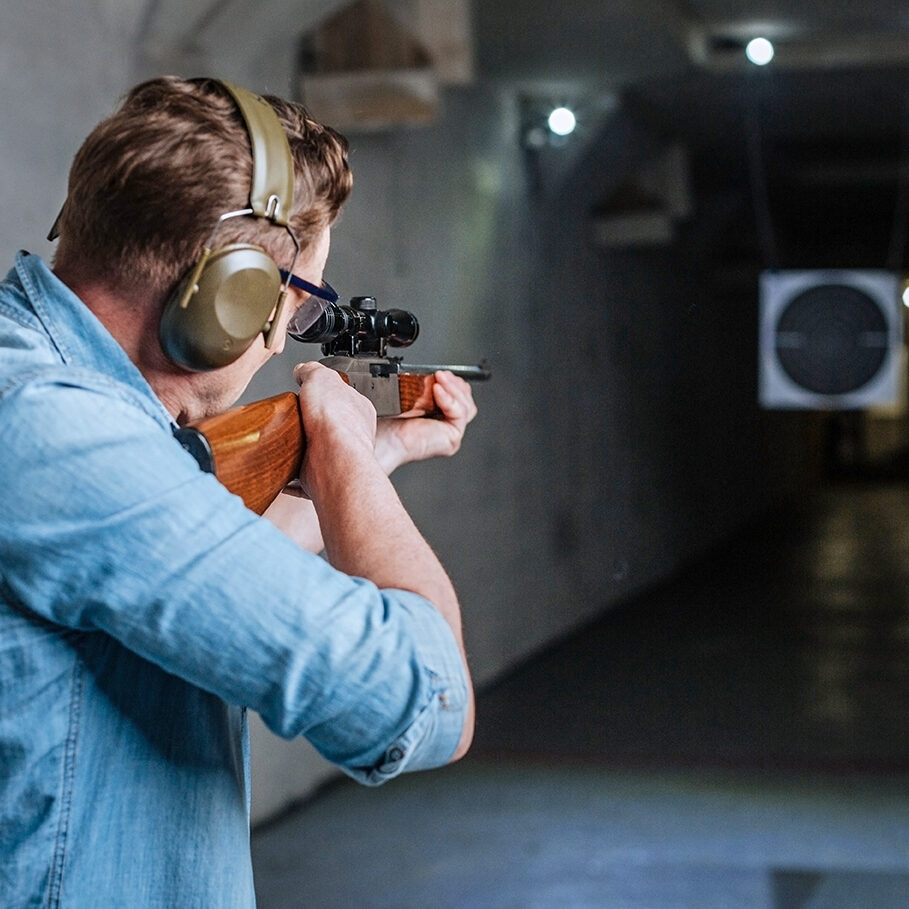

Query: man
0,76,475,906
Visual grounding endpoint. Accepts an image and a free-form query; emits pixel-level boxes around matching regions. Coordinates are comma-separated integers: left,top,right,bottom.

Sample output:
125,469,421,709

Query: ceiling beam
693,25,909,72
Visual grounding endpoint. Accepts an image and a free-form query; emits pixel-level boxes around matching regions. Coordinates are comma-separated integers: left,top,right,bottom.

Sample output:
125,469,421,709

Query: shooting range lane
252,475,909,907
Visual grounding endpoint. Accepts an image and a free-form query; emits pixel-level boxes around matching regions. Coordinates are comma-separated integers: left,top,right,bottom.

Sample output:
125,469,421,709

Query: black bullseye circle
774,284,889,395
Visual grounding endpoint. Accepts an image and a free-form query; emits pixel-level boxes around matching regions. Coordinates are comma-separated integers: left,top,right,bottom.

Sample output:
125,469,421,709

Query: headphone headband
218,81,294,225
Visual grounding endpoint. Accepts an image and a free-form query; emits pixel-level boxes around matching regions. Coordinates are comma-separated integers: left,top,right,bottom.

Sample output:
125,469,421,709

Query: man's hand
292,360,378,500
266,367,478,552
374,371,478,474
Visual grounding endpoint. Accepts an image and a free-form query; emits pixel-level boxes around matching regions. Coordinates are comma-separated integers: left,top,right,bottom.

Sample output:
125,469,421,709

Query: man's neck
54,270,194,421
55,269,263,425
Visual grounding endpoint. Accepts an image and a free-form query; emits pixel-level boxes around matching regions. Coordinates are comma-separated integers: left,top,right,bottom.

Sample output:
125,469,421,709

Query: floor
252,477,909,908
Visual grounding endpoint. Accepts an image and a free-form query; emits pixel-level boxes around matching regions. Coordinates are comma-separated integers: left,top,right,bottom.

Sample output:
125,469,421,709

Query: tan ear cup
158,81,297,371
159,243,282,371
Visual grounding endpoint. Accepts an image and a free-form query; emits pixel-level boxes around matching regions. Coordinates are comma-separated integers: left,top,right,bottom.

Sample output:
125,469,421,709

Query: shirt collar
12,250,175,427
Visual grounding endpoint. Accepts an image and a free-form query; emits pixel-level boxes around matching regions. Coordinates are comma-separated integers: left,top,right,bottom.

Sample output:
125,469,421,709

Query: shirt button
388,746,404,762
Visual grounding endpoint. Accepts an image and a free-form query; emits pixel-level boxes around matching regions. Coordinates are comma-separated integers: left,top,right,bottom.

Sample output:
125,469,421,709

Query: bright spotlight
745,37,775,66
547,107,577,137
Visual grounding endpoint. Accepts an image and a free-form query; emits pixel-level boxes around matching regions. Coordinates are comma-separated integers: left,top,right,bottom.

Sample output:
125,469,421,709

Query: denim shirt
0,253,468,907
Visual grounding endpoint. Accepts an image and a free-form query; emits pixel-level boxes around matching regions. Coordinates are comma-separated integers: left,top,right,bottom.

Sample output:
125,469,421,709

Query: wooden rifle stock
174,361,489,514
174,392,303,515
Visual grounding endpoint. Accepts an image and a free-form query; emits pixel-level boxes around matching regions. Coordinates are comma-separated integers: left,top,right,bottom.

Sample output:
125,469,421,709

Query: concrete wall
0,2,146,268
1,4,816,823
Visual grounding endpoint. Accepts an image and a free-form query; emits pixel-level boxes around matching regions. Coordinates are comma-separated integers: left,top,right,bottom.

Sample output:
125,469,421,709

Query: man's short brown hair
52,76,352,302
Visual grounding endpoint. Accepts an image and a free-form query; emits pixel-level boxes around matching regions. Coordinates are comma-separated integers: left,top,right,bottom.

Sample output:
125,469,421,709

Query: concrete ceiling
471,1,909,269
136,0,909,269
474,0,909,85
134,0,909,154
137,1,909,90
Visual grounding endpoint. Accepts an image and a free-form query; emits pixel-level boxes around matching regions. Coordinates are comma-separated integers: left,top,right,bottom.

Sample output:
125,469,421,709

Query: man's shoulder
0,366,179,514
0,361,157,420
0,259,55,369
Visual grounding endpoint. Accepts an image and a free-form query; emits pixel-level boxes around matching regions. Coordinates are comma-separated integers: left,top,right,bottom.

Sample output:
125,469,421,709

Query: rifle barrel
396,362,491,381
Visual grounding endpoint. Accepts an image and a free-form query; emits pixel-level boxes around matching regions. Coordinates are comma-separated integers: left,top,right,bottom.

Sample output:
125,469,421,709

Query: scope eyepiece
293,302,355,344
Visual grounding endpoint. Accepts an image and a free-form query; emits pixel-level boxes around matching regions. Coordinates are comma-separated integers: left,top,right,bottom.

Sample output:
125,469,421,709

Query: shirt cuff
341,589,468,787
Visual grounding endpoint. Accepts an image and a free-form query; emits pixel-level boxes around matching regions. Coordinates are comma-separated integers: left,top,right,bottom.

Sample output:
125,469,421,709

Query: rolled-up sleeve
0,372,470,784
321,589,468,785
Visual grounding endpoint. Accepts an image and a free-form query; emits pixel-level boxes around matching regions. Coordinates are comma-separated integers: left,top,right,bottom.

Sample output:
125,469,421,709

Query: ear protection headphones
157,80,300,370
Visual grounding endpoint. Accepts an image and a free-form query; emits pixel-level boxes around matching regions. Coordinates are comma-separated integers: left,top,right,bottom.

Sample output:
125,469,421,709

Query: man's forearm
307,442,474,758
310,445,458,623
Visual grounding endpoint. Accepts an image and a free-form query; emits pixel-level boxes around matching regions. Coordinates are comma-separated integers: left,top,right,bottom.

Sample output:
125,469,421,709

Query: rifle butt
175,391,303,515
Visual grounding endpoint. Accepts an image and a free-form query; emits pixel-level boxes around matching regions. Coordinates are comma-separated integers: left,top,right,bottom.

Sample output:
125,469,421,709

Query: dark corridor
253,469,909,908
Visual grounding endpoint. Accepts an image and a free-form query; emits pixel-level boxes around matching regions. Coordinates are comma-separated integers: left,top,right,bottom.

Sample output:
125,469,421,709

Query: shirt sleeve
0,371,468,782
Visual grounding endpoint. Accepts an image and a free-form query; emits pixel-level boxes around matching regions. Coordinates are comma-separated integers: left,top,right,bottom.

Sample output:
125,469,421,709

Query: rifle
174,295,490,514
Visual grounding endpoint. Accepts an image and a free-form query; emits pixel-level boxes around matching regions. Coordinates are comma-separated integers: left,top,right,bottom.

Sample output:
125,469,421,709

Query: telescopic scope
296,296,420,357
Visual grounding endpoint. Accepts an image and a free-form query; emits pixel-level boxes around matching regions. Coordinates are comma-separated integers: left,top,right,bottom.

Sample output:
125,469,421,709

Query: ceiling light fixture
745,37,775,66
547,106,577,137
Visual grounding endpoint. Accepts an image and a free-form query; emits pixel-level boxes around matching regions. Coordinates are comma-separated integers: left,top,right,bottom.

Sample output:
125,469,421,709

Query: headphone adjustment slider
178,248,213,309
